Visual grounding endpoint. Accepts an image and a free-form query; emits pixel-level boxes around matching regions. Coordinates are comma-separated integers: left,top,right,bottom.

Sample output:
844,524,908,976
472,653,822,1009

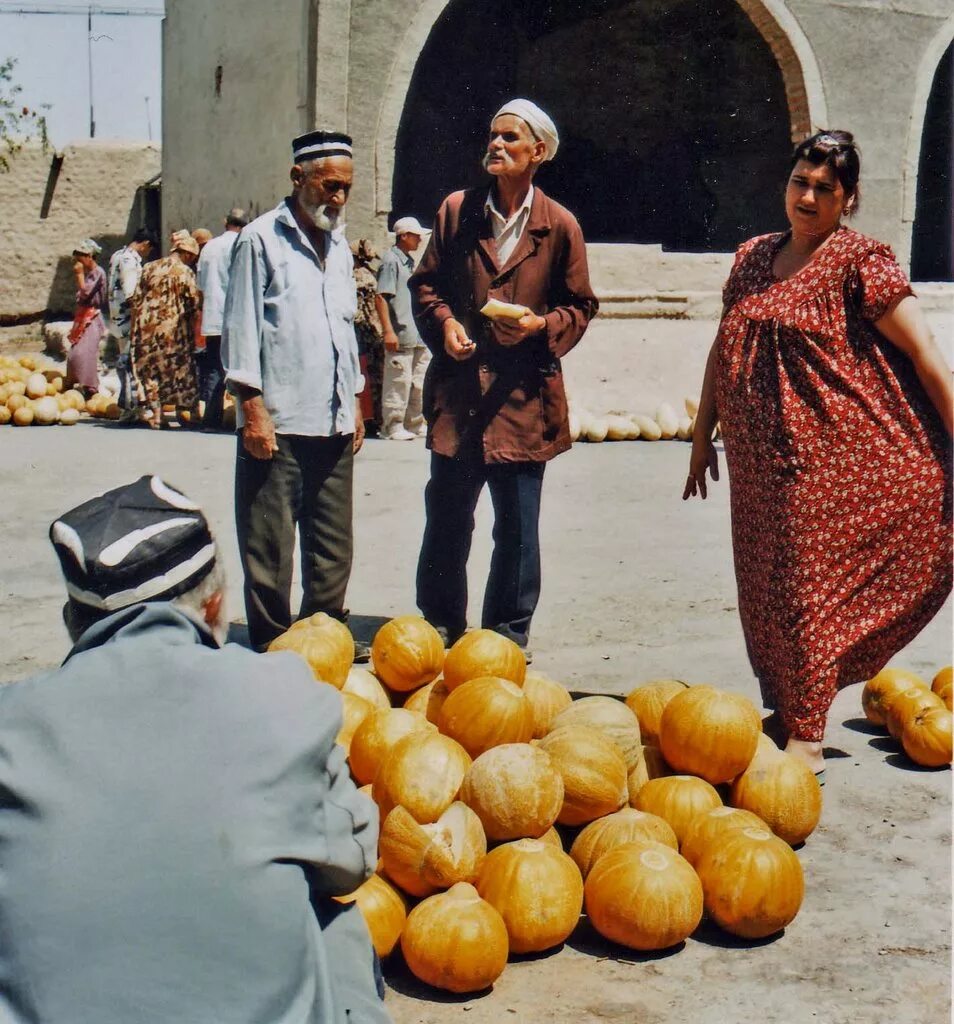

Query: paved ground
1,410,950,1024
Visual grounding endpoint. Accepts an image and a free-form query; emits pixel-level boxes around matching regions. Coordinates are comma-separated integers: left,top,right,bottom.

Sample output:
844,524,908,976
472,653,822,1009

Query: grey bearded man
411,98,598,658
222,129,370,658
0,475,389,1024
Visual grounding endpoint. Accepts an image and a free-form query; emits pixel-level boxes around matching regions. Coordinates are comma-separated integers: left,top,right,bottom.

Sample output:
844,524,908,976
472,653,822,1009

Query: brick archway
373,0,827,220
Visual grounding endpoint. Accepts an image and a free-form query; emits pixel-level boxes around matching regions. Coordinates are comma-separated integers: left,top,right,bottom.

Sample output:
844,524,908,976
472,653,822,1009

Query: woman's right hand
683,438,720,500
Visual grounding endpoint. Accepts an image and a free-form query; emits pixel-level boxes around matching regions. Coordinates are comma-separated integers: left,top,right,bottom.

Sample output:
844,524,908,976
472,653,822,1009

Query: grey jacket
0,603,389,1024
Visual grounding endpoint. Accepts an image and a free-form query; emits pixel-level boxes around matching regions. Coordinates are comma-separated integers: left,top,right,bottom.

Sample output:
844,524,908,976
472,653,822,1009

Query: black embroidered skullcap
292,130,353,163
49,475,216,613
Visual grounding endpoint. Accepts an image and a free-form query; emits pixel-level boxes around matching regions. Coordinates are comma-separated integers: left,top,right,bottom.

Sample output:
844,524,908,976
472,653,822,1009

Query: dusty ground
1,342,951,1024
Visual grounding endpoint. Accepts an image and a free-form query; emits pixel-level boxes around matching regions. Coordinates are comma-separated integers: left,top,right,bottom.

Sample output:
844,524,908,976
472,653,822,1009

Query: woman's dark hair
790,130,861,214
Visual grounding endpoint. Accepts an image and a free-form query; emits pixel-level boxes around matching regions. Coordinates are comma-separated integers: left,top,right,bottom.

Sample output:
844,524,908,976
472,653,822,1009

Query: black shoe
353,641,372,664
433,625,465,649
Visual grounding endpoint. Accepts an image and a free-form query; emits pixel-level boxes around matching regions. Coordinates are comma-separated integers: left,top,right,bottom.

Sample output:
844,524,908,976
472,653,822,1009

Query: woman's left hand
683,438,720,500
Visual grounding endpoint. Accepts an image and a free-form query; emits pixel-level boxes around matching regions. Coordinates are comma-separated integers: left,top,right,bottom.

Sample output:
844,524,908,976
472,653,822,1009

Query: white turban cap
493,99,559,161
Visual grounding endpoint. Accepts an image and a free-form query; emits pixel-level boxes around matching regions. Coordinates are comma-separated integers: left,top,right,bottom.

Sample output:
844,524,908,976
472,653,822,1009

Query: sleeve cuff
225,368,263,393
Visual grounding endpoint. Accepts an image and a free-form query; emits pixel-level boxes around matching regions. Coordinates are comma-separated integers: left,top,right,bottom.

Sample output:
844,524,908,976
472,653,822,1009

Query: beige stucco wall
784,1,953,265
1,141,160,323
160,0,953,280
160,0,308,242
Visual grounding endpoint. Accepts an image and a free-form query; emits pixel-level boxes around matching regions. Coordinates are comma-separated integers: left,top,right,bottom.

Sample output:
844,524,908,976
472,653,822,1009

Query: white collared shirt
195,230,239,335
221,199,362,437
485,185,534,266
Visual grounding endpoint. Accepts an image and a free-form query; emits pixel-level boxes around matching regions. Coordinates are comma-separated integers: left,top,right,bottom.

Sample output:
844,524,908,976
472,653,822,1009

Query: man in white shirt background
374,216,431,440
107,227,156,421
196,207,247,430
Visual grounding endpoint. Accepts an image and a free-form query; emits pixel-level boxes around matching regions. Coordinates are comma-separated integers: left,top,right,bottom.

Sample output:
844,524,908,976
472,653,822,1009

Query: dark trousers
416,451,545,648
197,335,226,429
236,432,354,650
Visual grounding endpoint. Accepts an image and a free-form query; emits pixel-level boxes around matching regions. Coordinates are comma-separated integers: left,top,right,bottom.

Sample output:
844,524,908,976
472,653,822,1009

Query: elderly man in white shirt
222,130,369,658
196,207,247,430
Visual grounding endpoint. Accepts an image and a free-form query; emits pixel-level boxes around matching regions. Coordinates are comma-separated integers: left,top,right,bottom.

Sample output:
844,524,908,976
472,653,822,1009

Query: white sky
0,0,163,147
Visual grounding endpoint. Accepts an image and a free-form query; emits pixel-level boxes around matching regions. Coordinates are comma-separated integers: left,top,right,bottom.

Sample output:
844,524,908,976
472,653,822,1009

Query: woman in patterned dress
65,239,107,397
684,130,952,775
351,239,384,436
130,235,202,429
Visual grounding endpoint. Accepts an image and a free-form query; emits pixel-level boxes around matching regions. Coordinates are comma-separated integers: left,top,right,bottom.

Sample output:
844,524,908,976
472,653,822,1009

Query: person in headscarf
129,234,202,428
65,238,107,397
411,98,598,659
351,238,385,436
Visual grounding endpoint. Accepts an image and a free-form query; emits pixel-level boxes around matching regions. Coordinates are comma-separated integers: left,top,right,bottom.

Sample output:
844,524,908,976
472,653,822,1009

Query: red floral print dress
715,227,952,741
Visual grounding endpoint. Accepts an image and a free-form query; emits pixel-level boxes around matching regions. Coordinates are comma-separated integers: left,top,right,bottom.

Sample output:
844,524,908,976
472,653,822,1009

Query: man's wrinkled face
483,115,545,178
292,156,353,231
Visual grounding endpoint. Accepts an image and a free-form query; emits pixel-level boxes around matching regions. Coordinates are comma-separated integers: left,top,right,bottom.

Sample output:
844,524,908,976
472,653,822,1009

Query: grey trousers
235,432,354,650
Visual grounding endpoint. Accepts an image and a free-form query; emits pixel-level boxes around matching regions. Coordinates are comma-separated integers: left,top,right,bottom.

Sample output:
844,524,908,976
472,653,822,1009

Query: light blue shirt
195,229,239,335
222,199,362,436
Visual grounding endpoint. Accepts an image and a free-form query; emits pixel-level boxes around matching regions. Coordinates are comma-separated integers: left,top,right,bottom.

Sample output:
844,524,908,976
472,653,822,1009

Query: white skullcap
493,99,559,161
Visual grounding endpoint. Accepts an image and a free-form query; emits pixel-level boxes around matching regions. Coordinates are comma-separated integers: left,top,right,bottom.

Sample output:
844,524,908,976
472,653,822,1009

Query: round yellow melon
476,838,583,953
584,840,703,950
634,775,722,847
624,679,690,745
371,616,445,692
379,803,487,898
658,685,761,784
438,676,534,757
570,808,678,878
459,743,564,841
334,873,407,958
348,707,436,786
400,883,508,994
550,695,642,771
372,730,472,822
522,670,573,738
442,629,526,691
536,725,628,826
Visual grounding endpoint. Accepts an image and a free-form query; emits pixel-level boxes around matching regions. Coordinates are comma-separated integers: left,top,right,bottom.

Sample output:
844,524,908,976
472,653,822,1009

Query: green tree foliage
1,57,49,172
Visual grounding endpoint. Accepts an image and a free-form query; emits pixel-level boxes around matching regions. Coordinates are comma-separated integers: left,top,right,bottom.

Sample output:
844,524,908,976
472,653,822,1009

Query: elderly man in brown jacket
411,98,598,657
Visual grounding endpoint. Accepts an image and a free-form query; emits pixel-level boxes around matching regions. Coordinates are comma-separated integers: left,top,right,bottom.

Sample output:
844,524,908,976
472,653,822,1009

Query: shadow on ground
227,613,392,651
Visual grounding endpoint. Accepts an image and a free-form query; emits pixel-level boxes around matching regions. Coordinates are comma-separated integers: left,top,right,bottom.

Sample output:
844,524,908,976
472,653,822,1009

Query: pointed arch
372,0,827,218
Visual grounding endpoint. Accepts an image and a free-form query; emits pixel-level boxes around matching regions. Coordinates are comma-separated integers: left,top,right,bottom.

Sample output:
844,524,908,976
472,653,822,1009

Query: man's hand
443,318,476,361
353,403,365,454
241,396,278,461
494,311,546,347
383,329,400,353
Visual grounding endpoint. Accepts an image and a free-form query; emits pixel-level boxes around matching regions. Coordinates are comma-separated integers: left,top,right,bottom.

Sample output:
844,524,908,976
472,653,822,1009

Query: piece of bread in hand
480,298,530,320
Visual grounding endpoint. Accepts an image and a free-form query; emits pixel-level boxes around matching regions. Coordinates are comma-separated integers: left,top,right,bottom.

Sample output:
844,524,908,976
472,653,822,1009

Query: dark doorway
392,0,792,250
911,42,953,282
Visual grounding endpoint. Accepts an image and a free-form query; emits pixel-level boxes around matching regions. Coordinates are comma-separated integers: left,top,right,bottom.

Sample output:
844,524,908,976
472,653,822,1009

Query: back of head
49,475,225,644
225,207,248,229
132,227,159,249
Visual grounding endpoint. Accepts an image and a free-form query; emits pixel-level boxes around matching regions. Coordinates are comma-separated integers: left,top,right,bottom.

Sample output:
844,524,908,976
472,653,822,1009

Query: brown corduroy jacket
410,186,598,463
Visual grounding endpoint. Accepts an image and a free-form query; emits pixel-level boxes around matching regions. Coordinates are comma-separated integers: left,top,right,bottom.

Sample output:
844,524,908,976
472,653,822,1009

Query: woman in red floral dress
684,131,952,775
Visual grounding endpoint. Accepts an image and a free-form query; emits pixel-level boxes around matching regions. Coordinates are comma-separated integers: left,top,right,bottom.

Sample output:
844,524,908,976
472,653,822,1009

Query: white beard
301,200,345,233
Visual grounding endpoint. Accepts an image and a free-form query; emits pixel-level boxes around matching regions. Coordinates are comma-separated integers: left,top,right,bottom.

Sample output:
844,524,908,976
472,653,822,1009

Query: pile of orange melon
0,356,94,426
267,613,827,994
862,666,953,768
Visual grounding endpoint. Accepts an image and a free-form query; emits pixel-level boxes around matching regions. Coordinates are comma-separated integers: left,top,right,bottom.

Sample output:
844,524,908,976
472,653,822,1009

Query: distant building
162,0,952,287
